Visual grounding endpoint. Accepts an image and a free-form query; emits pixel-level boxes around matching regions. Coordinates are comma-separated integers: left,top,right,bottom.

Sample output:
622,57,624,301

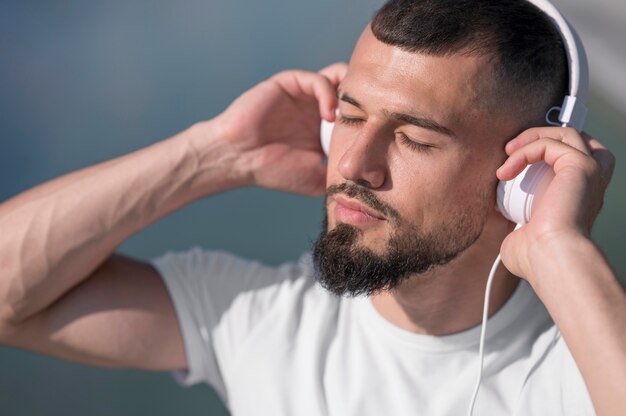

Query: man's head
313,0,568,297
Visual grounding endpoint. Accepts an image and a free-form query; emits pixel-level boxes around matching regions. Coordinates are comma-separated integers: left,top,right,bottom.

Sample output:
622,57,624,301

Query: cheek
391,155,496,227
434,159,499,219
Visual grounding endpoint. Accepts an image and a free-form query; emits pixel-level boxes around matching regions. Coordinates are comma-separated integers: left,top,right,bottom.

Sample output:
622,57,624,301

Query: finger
505,127,591,156
497,137,593,180
581,131,594,144
592,148,616,188
583,131,607,154
581,132,616,187
303,74,339,122
318,62,348,87
275,70,338,121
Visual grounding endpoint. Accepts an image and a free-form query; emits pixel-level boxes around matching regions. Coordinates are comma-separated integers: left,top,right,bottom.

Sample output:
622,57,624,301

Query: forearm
0,120,239,324
528,237,626,415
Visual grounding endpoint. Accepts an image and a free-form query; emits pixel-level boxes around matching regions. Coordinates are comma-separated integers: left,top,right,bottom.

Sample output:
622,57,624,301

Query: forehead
342,26,492,134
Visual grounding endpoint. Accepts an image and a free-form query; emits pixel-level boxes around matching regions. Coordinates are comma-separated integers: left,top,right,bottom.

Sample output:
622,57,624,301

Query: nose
336,124,388,189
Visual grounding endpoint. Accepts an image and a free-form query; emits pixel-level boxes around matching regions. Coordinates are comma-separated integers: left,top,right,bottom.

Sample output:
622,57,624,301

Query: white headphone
320,0,589,225
470,4,588,412
495,0,589,225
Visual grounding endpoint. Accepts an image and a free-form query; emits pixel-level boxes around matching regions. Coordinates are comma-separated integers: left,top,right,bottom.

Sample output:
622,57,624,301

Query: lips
334,195,386,221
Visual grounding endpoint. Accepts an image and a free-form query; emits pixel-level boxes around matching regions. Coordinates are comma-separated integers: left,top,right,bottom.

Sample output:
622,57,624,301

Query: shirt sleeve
149,247,307,403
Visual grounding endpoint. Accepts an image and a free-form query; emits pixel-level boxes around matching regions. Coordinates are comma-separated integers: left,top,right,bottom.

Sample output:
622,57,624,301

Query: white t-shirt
149,248,595,416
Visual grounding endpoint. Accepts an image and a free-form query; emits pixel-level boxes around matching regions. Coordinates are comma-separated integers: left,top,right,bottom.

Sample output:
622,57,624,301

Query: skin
0,23,623,415
327,26,520,334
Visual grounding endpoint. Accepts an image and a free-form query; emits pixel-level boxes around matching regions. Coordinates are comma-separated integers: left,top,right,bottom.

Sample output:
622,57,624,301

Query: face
313,26,515,297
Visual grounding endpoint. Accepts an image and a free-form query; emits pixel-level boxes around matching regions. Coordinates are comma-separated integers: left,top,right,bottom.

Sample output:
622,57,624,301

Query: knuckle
272,69,290,79
272,69,303,80
537,137,557,146
521,127,542,139
582,158,599,176
563,126,578,137
291,69,308,77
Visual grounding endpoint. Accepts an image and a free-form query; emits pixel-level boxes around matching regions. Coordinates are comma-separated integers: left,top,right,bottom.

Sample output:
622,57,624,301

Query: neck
370,214,519,336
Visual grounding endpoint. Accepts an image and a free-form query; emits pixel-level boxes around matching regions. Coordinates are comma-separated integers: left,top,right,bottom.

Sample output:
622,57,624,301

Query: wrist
179,119,252,195
524,231,601,296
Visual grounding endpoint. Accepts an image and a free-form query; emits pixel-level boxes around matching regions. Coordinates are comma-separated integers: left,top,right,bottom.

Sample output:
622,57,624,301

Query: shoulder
150,247,337,318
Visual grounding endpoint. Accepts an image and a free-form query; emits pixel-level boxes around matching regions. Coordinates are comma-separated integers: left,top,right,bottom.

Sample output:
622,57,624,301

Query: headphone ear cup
496,161,554,224
320,120,334,157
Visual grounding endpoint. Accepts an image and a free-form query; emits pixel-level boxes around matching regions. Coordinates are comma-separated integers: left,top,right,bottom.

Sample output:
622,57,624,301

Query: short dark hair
371,0,568,128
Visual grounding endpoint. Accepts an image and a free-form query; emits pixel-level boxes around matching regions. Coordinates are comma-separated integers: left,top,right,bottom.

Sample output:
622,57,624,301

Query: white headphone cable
467,223,522,416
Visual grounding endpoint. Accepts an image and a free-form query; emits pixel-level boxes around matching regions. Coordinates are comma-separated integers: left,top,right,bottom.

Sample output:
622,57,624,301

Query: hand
495,127,616,283
209,62,347,196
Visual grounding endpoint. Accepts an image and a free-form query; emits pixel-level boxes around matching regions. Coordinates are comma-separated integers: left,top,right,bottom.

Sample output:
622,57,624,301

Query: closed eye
397,133,433,152
338,115,364,126
339,116,433,153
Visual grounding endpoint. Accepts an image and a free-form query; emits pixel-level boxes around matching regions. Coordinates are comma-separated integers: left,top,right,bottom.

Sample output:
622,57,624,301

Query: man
0,0,624,414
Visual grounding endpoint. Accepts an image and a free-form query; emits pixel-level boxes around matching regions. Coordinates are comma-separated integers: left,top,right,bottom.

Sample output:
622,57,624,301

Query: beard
312,182,488,297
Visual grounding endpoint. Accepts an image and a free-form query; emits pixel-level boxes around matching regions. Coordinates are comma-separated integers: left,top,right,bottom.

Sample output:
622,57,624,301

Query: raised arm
0,122,239,370
497,127,625,415
0,63,347,370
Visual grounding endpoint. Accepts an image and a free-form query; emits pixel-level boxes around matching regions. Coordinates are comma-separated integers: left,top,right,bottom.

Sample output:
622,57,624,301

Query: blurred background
0,0,624,414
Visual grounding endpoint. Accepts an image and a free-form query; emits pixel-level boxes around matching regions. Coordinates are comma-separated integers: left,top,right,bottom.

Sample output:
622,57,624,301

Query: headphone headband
527,0,589,131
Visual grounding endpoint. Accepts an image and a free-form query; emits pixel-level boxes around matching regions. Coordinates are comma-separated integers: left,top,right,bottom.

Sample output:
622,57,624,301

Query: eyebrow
338,91,457,138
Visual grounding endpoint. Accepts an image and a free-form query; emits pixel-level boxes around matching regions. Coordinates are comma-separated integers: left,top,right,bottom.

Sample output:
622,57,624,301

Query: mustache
326,182,401,225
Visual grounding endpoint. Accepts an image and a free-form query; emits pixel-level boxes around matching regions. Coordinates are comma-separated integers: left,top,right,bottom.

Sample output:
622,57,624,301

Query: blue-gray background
1,1,624,415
